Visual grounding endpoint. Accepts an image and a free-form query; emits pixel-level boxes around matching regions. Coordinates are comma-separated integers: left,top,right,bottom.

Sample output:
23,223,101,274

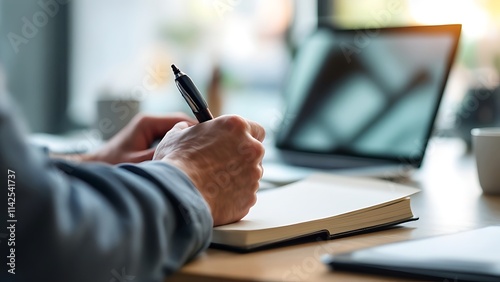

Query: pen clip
176,82,199,113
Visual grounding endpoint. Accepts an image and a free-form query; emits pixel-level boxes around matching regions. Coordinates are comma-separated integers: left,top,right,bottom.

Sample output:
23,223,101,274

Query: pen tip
171,64,180,74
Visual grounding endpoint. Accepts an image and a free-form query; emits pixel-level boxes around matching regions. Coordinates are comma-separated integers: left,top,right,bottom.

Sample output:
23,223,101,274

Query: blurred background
1,0,500,146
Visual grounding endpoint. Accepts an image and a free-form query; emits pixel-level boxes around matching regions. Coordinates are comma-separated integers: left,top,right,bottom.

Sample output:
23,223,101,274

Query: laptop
262,24,461,185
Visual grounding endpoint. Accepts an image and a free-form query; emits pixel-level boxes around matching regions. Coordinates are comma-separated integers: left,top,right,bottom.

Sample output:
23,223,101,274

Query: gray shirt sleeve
0,95,213,282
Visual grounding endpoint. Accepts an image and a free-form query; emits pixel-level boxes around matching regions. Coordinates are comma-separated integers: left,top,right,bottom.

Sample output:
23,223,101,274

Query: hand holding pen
171,64,214,123
152,65,265,225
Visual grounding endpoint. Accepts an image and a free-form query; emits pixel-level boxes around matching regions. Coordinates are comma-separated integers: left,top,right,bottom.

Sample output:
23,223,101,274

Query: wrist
159,158,220,223
161,158,200,186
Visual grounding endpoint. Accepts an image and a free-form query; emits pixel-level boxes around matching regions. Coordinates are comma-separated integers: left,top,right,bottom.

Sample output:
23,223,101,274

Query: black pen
171,64,214,123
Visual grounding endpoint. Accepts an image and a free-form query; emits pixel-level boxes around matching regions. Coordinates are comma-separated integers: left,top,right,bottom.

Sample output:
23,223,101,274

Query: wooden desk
170,138,500,282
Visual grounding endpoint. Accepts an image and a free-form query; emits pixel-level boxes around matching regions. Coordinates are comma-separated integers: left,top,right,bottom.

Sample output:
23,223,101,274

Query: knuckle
222,115,247,132
252,122,266,140
248,193,257,207
237,139,265,162
259,126,266,140
247,140,265,159
254,142,265,158
249,166,262,181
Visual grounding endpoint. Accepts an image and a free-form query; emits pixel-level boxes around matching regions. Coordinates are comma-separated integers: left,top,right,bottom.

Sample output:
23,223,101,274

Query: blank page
215,173,419,231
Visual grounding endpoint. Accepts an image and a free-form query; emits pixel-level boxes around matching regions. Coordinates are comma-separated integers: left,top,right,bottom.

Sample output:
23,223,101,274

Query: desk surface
169,138,500,282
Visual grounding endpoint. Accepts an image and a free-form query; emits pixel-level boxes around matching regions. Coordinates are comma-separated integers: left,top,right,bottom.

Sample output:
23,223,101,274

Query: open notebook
212,173,419,251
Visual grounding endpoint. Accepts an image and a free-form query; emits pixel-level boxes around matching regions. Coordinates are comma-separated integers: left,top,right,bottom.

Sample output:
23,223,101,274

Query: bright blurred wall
69,0,301,126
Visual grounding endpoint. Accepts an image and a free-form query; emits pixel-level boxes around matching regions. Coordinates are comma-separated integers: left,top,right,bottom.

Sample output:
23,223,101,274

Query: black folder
323,226,500,282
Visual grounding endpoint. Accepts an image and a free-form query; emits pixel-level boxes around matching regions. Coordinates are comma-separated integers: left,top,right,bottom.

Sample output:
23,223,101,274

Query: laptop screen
275,24,461,167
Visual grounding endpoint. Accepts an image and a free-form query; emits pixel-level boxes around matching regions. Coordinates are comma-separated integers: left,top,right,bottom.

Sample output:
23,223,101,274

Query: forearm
17,160,212,282
0,99,212,281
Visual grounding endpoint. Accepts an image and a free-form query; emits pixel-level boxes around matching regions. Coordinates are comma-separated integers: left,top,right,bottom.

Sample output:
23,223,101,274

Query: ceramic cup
96,98,140,140
472,128,500,195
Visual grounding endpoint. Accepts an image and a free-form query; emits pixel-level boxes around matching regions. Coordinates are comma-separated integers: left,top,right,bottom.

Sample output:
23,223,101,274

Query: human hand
154,115,265,226
90,113,196,164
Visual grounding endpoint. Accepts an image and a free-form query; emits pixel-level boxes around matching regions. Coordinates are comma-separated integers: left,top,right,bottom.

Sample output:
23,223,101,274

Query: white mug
472,128,500,195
